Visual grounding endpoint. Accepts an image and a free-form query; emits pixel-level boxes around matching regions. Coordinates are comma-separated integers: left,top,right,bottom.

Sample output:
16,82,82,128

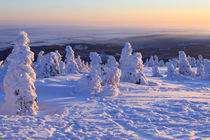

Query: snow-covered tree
55,50,62,62
148,56,154,67
166,62,177,77
43,52,61,77
178,51,194,76
119,42,133,69
121,52,148,85
34,51,45,78
102,56,121,86
36,52,60,78
65,46,79,74
159,60,165,67
3,31,38,115
198,54,203,64
89,52,102,75
59,61,66,74
191,57,197,67
152,64,162,77
144,59,149,67
204,59,210,80
196,61,204,77
169,58,179,68
78,67,102,95
154,55,159,65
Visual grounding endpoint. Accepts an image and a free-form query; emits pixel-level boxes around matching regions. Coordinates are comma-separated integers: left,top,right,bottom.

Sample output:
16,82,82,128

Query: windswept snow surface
0,67,209,139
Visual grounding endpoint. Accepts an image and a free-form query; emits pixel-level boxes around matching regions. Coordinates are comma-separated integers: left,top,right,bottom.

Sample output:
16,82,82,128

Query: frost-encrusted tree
35,51,45,78
119,42,133,69
148,56,154,67
78,52,103,95
121,52,148,85
178,51,194,76
55,50,62,62
76,55,89,73
102,56,121,85
154,55,159,65
166,62,177,77
198,54,203,64
78,68,102,95
152,64,162,77
3,31,38,115
159,60,165,67
59,61,66,74
89,52,102,75
42,52,61,77
204,59,210,80
144,59,149,67
191,57,197,67
196,61,204,77
169,58,179,68
65,46,79,74
55,50,66,74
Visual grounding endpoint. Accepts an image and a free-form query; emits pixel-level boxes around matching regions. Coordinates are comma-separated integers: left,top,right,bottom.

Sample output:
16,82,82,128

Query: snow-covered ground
0,67,209,139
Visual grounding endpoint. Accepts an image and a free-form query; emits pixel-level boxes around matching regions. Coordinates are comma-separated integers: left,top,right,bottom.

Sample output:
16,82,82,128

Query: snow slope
0,67,209,139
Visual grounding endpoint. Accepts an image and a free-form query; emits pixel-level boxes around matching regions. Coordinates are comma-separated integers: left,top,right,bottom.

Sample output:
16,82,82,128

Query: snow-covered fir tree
79,68,102,95
198,54,203,64
154,55,159,65
54,50,66,74
102,56,121,86
55,50,62,62
121,52,148,85
65,46,79,74
159,60,165,67
178,51,194,76
144,59,149,67
166,62,177,77
119,42,133,69
3,31,38,115
191,57,197,67
59,61,66,74
152,64,162,77
169,58,179,68
196,61,205,77
204,59,210,80
35,51,45,78
148,56,154,67
89,52,102,75
43,52,61,77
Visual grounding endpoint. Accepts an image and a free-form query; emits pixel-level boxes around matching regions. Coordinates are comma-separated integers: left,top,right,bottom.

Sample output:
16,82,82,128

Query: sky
0,0,210,30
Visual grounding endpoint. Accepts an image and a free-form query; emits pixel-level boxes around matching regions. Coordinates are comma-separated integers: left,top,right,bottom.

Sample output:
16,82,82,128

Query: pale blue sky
0,0,210,29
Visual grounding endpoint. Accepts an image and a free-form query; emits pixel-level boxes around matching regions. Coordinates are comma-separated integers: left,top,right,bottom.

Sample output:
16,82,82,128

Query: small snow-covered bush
3,31,38,115
204,59,210,80
65,46,79,74
178,51,194,76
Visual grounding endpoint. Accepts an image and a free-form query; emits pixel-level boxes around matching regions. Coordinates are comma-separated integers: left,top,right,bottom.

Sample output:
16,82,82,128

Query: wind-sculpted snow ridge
0,67,209,139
